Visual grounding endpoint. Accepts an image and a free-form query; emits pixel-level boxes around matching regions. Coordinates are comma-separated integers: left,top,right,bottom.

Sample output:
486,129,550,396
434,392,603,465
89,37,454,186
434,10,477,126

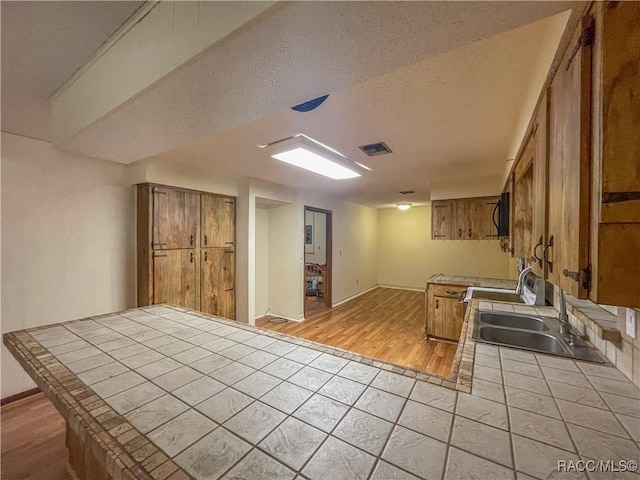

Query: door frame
303,206,332,310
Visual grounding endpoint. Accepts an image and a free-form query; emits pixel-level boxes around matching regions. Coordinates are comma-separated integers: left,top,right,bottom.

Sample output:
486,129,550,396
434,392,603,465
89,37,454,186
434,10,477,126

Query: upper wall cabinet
152,186,199,249
431,197,499,240
202,194,236,248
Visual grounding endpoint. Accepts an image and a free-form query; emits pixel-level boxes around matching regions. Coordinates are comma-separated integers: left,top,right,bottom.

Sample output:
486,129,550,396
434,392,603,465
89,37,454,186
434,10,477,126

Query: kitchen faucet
515,266,532,295
558,289,575,345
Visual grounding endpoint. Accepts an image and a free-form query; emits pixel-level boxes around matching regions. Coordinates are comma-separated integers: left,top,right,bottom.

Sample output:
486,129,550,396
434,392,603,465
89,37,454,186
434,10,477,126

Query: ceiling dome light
397,203,412,211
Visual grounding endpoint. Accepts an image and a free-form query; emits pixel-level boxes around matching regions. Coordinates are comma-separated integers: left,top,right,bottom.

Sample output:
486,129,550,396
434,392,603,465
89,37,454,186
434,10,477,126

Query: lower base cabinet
201,248,236,320
426,283,468,341
152,249,198,310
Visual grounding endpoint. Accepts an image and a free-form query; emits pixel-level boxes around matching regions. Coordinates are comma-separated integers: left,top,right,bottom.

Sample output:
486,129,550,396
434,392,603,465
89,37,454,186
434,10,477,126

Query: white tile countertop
4,304,640,480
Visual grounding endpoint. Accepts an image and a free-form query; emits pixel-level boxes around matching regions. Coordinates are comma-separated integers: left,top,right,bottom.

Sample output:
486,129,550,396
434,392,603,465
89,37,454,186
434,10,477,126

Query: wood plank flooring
257,287,457,377
1,393,70,480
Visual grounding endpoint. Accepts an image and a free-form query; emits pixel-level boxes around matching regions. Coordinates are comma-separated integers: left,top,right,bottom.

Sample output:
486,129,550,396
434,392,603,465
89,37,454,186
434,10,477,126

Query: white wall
1,132,136,398
378,205,515,289
254,206,270,318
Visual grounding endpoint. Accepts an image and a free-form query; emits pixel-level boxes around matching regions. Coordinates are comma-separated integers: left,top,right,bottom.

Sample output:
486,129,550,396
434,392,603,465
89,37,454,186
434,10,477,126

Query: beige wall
378,205,516,289
305,210,327,265
1,132,136,398
254,206,270,318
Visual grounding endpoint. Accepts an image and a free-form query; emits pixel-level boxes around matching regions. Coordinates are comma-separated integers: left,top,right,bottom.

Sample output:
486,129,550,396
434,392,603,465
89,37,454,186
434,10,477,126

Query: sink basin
478,312,549,331
477,327,567,355
469,290,525,303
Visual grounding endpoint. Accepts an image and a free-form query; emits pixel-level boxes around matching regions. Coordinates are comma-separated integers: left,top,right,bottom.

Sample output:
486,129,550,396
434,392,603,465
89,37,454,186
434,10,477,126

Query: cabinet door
512,145,534,259
453,200,471,240
202,195,236,248
531,94,549,276
152,250,198,309
432,295,465,341
201,249,235,320
547,18,592,296
469,197,500,239
152,187,199,249
431,201,452,239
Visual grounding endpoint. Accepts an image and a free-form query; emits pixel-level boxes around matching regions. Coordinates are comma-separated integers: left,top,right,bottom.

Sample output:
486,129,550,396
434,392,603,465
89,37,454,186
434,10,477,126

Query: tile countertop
4,304,640,480
427,274,518,290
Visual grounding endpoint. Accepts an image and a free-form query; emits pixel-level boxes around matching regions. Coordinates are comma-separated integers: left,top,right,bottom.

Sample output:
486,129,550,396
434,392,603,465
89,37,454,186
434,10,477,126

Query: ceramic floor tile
173,376,226,406
457,392,508,430
170,327,202,340
104,381,165,414
157,340,199,356
475,353,502,369
209,324,241,337
109,343,152,360
221,449,295,480
410,381,457,412
371,371,416,397
303,436,376,480
226,330,258,343
288,366,333,391
262,340,298,356
66,353,114,374
32,326,74,341
318,375,366,405
512,434,583,480
471,377,506,403
47,339,91,355
261,357,305,380
184,333,222,346
355,387,406,422
502,359,543,378
242,334,277,349
541,366,592,389
175,428,251,480
261,382,313,414
77,362,129,385
56,346,102,364
502,371,550,396
450,416,513,468
547,381,608,409
259,417,327,470
173,347,213,364
382,425,447,479
474,344,500,358
567,424,640,461
293,394,349,433
148,409,216,457
601,393,640,419
238,350,279,369
334,408,394,455
509,406,574,451
472,365,503,384
136,358,183,379
337,361,380,385
196,387,253,423
577,362,630,382
233,371,282,399
141,335,180,349
445,446,515,480
219,343,257,361
398,399,452,442
500,348,537,364
224,401,286,444
127,329,164,343
587,376,640,399
91,371,146,398
284,346,322,364
505,386,561,419
309,353,350,374
615,413,640,442
535,355,581,372
120,350,165,369
153,366,202,391
556,399,630,438
208,362,256,386
370,461,421,480
38,334,81,348
125,394,189,434
201,337,237,353
190,353,232,374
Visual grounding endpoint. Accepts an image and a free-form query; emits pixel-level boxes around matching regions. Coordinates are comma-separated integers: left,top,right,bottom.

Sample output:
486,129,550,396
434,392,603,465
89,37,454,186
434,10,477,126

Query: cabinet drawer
427,283,469,298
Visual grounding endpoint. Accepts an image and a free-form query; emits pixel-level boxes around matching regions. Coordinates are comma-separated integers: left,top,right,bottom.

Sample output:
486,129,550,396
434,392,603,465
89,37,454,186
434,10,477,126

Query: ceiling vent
398,190,415,196
359,142,392,157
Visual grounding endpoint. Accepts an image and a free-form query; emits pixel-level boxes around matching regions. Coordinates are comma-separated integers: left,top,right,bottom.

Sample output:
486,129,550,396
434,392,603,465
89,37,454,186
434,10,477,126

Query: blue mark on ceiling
291,94,330,112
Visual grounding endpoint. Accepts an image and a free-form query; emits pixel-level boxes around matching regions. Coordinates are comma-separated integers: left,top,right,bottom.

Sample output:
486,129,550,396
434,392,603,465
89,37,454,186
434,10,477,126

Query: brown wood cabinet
426,283,467,341
431,196,499,240
137,183,237,318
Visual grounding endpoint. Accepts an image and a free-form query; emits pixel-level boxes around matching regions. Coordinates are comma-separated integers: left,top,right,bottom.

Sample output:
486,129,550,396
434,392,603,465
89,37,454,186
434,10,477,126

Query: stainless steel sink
472,309,603,363
469,290,525,303
479,311,549,331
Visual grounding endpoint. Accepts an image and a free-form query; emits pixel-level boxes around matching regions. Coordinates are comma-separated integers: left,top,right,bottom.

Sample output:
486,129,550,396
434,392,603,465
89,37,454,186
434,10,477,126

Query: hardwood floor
257,287,457,377
1,393,70,480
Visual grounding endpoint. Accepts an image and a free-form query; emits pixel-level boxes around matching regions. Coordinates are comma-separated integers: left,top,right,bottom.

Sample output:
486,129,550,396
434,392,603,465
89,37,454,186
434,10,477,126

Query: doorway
304,206,332,315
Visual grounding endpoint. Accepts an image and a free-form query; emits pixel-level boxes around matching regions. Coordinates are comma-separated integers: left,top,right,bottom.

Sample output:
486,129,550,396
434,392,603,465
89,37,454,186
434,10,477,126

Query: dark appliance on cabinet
493,192,510,237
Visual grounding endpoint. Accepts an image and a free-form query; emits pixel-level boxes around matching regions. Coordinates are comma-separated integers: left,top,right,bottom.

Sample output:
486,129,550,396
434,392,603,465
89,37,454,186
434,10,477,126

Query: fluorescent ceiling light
263,135,361,180
397,202,412,211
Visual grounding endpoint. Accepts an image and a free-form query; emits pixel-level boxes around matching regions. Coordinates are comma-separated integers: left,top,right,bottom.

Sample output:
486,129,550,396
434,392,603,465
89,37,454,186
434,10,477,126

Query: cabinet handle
151,241,167,247
225,288,234,292
436,299,439,309
224,249,234,254
468,228,472,238
190,235,194,246
190,252,194,263
152,253,167,258
152,188,167,195
204,252,208,262
532,236,543,268
204,235,208,246
225,241,234,245
434,234,445,238
543,235,554,273
458,229,462,238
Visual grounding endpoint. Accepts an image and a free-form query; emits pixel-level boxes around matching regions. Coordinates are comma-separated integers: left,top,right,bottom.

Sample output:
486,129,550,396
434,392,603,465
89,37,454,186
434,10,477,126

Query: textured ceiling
1,0,143,141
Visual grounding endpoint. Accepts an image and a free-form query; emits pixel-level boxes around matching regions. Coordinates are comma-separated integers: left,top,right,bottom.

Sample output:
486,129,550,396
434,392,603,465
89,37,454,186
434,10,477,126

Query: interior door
153,249,197,309
201,248,235,319
202,195,236,248
152,187,199,249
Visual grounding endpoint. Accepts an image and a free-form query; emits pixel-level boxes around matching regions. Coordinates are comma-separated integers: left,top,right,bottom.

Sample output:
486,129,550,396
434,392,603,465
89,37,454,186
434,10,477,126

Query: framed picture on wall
305,225,314,253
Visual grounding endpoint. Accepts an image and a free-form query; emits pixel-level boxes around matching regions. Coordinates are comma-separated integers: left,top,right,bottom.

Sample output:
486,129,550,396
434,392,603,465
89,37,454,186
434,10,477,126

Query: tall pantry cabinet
137,183,236,320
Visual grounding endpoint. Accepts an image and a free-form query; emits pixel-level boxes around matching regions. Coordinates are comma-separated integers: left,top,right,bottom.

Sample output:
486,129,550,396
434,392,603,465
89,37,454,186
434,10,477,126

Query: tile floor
29,306,640,480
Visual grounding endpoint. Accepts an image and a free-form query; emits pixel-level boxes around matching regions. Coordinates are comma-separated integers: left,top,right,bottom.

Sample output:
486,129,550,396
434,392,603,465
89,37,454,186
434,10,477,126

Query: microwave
493,192,510,237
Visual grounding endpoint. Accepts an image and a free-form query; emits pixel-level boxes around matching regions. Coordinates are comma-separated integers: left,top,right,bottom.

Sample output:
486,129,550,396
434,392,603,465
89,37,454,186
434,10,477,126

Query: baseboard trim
1,387,41,406
256,313,305,323
378,284,425,292
332,285,378,308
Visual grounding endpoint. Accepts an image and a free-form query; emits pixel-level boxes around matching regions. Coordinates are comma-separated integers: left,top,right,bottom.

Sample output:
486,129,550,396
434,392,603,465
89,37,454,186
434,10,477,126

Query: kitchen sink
478,311,549,331
472,309,603,363
469,290,525,303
